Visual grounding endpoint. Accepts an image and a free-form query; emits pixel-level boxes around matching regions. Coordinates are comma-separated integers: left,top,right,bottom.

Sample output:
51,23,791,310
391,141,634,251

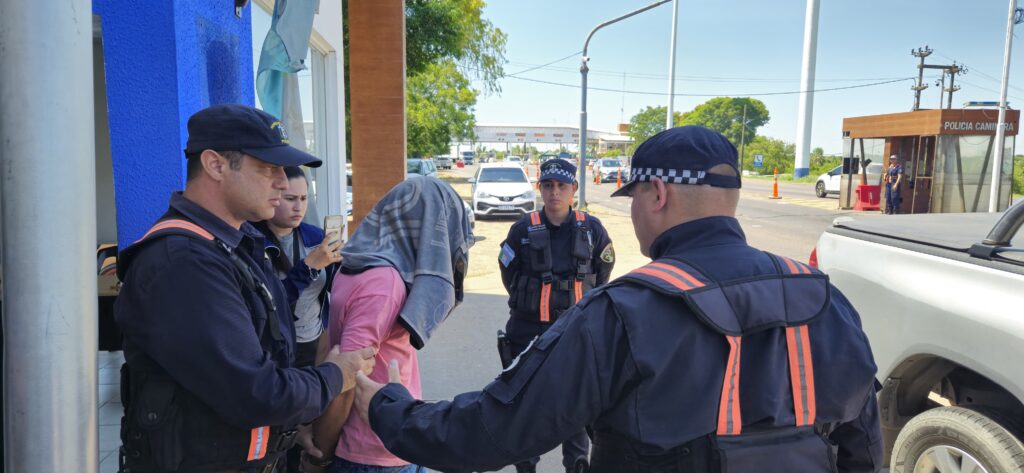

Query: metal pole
738,104,747,172
578,0,672,209
666,0,680,129
793,0,820,178
580,60,590,208
946,66,957,109
1,0,98,472
991,0,1016,212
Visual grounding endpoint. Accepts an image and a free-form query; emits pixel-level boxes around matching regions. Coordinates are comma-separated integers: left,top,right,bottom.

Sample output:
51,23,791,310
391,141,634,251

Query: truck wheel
815,181,827,198
891,406,1024,473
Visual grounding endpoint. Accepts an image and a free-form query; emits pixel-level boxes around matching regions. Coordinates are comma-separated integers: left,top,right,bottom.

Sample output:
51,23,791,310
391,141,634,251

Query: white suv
470,163,536,217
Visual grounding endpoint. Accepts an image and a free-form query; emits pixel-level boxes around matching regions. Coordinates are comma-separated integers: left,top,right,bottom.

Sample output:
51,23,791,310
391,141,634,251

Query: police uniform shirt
498,208,614,333
115,193,343,428
366,216,883,473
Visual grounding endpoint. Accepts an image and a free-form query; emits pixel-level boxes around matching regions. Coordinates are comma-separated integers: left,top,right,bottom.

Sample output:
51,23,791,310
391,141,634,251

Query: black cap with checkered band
611,126,741,197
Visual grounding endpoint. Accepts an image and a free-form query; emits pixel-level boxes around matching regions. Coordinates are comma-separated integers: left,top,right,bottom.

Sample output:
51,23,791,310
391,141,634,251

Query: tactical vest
591,255,839,473
510,210,596,323
117,219,297,473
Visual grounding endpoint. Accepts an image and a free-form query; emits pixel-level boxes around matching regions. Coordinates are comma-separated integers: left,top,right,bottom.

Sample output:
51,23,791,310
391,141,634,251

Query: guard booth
841,108,1019,213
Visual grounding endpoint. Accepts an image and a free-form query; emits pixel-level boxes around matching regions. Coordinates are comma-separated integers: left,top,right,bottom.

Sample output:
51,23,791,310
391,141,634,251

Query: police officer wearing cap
496,158,614,473
353,126,883,473
884,155,904,215
114,104,376,473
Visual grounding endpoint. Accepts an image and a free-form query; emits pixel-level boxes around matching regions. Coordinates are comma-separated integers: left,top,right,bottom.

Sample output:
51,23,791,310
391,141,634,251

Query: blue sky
473,0,1024,154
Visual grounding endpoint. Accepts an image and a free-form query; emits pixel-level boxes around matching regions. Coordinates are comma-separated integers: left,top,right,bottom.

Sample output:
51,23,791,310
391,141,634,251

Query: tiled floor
97,351,124,473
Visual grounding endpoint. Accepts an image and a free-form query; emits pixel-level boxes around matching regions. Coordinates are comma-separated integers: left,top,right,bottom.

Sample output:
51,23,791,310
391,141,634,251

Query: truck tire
891,406,1024,473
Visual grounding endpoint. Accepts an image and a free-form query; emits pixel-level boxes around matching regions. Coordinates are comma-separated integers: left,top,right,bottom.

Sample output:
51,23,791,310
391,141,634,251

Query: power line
505,51,581,77
496,74,915,97
934,50,1024,95
504,59,908,83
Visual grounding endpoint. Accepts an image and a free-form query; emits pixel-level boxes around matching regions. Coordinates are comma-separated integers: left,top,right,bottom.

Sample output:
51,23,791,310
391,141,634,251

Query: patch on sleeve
600,243,615,263
500,243,516,267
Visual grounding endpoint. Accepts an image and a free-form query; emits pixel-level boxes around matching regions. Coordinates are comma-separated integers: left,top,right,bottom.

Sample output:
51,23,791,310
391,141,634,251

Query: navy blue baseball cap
539,158,577,184
184,103,322,168
611,125,741,197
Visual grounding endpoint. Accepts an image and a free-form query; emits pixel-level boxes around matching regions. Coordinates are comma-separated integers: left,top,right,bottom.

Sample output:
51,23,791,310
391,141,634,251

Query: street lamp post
579,0,673,209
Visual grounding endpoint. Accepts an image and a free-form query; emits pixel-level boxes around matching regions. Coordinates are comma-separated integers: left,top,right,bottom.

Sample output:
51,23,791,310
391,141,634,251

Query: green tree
405,0,507,95
741,136,794,174
677,97,770,147
1013,154,1024,195
407,61,478,157
809,147,842,176
628,106,682,148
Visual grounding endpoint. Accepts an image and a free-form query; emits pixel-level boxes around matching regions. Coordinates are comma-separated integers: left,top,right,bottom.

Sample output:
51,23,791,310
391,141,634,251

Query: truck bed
826,213,1024,269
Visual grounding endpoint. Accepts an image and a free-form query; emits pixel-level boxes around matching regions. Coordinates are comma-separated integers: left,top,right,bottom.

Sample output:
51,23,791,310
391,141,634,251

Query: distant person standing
885,155,904,214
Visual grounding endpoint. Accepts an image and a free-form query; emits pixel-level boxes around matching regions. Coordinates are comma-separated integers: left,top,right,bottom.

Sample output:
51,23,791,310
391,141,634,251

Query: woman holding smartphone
254,166,343,368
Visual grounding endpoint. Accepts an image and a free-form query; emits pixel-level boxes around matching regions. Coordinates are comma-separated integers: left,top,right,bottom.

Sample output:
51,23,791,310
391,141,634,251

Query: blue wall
92,1,255,245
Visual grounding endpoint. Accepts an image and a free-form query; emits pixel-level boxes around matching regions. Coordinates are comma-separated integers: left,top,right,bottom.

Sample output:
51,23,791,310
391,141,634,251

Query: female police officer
496,158,614,473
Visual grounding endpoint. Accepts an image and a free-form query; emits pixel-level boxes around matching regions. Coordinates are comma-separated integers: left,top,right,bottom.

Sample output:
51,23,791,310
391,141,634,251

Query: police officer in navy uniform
353,126,883,473
497,158,614,473
114,104,376,473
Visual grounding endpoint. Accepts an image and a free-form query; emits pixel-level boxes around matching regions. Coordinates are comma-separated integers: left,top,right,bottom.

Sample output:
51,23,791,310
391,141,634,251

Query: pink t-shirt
328,266,420,466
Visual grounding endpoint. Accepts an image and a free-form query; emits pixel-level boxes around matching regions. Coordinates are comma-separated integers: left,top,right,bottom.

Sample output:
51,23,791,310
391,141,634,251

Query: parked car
462,200,475,229
815,163,883,198
406,158,438,179
469,163,536,217
435,155,453,170
506,155,524,166
593,157,628,183
813,201,1024,472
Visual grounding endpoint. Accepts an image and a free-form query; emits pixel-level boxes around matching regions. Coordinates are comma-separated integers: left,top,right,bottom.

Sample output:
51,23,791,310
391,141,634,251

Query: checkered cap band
541,164,576,182
627,168,707,185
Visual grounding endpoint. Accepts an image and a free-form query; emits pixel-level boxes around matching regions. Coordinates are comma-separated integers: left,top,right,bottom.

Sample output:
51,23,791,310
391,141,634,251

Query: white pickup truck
814,201,1024,473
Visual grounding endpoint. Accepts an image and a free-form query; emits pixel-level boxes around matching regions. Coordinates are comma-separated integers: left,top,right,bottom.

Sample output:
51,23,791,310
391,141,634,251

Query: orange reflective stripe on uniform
539,283,552,322
247,425,270,461
781,256,810,275
716,335,743,436
786,325,817,426
573,280,583,303
137,219,215,243
629,264,705,292
529,211,541,226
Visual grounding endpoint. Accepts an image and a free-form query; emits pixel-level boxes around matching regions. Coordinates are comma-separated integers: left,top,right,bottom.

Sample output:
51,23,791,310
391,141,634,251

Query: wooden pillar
348,0,406,227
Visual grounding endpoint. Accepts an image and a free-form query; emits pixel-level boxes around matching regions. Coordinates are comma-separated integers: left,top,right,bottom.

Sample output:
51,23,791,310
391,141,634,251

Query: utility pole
738,104,748,171
793,0,820,178
946,63,965,109
911,46,933,110
990,0,1020,212
935,75,946,109
666,0,680,129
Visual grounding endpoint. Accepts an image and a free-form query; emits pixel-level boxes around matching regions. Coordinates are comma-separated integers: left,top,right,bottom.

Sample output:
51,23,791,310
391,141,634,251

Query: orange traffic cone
595,172,600,185
769,167,781,199
616,170,622,189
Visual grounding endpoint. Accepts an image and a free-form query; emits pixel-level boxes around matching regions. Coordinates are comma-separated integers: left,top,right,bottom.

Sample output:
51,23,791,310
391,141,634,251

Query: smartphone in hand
323,215,344,246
